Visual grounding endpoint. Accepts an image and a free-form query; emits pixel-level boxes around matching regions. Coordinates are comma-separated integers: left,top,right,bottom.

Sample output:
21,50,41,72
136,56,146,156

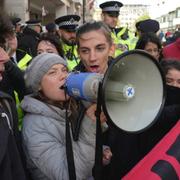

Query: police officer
99,1,136,57
18,19,41,58
55,15,80,70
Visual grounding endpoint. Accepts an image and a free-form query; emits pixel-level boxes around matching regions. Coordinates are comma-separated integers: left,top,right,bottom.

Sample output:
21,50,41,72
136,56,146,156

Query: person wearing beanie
21,53,105,180
134,19,160,50
45,22,57,35
24,53,67,93
135,19,160,37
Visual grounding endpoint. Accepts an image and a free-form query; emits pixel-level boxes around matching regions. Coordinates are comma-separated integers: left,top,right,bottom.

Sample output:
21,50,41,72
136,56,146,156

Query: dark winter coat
0,60,27,101
0,91,26,180
18,27,40,57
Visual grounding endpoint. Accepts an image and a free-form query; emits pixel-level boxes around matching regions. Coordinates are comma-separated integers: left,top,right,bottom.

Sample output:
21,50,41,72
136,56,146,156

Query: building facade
1,0,83,24
120,4,149,31
157,7,180,32
150,0,180,32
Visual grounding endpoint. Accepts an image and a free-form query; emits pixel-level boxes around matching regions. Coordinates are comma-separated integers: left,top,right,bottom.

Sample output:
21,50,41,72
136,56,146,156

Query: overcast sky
96,0,180,18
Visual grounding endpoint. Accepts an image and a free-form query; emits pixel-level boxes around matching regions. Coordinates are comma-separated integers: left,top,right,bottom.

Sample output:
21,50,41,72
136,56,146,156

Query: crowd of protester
0,0,180,179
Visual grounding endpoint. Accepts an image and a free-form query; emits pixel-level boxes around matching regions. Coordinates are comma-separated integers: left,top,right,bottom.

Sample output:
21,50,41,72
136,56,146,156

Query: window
177,9,180,18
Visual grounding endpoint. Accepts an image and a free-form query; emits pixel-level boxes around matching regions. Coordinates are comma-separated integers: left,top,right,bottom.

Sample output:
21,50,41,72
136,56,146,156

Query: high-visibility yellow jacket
15,52,32,129
111,27,137,57
62,43,80,70
17,53,32,70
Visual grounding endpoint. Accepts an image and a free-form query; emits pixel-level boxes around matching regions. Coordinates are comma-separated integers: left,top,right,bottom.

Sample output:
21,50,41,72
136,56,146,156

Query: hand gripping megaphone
65,50,166,133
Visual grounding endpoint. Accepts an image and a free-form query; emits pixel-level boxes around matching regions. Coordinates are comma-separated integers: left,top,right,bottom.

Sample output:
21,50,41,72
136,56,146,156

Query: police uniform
100,1,136,57
16,49,32,70
55,15,80,70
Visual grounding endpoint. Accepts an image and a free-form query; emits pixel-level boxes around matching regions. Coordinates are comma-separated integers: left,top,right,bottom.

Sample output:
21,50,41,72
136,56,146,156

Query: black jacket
0,60,27,101
139,86,180,156
18,27,39,57
103,85,180,180
0,91,26,180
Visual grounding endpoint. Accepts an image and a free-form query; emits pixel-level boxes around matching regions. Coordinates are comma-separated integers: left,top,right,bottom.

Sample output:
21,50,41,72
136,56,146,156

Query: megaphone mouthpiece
65,72,103,102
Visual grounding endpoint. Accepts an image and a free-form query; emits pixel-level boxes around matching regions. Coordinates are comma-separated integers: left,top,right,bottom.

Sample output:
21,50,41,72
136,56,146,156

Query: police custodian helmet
55,15,80,32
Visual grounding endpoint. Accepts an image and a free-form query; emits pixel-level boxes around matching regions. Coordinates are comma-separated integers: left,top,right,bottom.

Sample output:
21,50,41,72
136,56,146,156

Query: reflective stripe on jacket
17,53,32,70
111,27,136,57
62,43,80,70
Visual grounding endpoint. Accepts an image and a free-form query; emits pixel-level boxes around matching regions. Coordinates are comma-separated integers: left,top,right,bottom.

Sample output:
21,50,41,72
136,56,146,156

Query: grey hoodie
21,95,96,180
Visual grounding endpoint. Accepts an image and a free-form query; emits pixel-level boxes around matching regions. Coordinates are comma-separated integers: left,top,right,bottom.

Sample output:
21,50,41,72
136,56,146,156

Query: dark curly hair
0,12,14,46
135,32,162,50
160,59,180,76
38,33,64,58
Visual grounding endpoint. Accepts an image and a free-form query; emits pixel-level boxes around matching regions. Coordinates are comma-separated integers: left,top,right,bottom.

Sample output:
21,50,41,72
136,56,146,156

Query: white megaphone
65,72,135,102
65,50,166,133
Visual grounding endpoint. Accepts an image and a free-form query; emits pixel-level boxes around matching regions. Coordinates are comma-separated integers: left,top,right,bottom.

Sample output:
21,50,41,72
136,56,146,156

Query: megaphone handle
93,82,103,180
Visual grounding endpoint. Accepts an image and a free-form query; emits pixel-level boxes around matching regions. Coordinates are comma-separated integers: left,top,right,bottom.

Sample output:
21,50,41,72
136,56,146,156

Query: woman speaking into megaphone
21,53,110,180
